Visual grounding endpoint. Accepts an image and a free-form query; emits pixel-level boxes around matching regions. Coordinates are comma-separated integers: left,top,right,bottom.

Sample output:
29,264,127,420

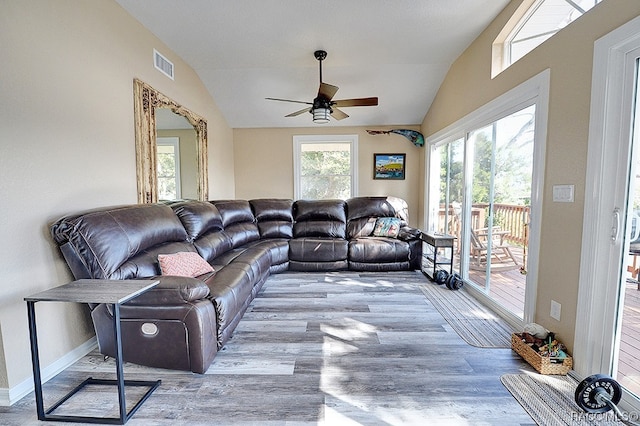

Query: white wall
0,0,234,403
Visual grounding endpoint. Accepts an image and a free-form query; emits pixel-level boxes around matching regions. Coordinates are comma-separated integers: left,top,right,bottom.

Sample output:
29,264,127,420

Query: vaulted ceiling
116,0,511,128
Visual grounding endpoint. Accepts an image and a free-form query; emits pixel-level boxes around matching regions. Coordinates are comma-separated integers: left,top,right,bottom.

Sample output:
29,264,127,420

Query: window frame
492,0,601,77
157,137,181,200
293,134,358,200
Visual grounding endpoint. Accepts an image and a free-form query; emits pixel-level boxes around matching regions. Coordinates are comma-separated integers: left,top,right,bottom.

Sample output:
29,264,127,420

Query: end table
420,232,455,280
25,279,161,424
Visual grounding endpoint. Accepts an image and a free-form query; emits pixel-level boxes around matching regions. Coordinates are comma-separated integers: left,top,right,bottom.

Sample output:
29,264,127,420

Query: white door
576,16,640,411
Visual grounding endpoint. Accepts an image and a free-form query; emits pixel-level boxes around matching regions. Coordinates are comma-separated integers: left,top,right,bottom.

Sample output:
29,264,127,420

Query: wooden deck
461,248,640,397
619,278,640,396
465,246,527,318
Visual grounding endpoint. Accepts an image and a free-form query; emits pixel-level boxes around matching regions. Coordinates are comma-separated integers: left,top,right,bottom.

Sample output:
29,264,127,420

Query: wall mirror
133,78,208,203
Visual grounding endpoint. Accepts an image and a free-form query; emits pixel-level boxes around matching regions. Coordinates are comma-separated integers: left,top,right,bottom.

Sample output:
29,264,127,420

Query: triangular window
493,0,601,76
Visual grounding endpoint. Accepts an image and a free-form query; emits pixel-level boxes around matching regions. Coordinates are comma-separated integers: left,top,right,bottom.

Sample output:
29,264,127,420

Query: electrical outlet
550,300,561,321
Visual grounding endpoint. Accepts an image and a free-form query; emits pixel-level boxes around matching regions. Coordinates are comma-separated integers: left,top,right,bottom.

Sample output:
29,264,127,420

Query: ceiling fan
266,50,378,124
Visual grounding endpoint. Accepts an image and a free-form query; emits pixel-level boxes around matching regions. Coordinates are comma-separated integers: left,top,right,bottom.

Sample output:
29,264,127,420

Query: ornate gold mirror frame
133,78,208,203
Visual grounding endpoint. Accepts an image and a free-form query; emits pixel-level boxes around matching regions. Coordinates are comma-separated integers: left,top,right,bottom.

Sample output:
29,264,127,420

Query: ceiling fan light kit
313,107,331,124
266,50,378,124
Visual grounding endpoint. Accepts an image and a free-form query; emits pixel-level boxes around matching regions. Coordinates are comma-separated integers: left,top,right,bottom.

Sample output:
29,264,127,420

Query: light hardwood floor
1,271,535,425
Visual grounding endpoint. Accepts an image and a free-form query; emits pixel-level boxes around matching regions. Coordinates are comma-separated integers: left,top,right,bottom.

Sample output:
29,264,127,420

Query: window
493,0,601,76
157,137,181,200
293,135,358,200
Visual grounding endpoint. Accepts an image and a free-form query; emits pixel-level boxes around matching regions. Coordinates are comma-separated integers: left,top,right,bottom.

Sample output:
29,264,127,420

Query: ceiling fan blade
285,107,311,117
266,97,313,105
333,97,378,107
331,108,349,120
318,83,339,100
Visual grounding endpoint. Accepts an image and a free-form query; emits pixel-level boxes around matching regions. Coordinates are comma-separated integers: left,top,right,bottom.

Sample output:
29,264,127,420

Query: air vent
154,49,174,80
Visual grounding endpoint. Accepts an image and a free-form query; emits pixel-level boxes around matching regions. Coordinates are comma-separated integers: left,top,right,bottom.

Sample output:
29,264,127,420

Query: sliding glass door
467,107,534,315
435,138,464,273
426,72,548,323
576,17,640,410
619,128,640,396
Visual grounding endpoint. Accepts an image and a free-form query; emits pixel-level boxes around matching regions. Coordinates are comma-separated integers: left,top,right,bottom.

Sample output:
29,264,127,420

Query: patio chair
470,226,520,271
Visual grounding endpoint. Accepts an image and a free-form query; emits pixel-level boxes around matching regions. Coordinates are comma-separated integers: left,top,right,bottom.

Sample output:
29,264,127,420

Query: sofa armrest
125,276,211,306
397,226,422,241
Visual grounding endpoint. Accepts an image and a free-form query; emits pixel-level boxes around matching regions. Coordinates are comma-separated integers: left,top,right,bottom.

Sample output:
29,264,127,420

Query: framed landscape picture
374,153,406,180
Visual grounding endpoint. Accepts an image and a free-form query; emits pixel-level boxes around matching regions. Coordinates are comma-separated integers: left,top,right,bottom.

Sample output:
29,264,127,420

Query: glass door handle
612,207,621,243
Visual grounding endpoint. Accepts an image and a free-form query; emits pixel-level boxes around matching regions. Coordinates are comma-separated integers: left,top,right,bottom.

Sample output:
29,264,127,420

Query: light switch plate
551,300,561,321
553,185,574,202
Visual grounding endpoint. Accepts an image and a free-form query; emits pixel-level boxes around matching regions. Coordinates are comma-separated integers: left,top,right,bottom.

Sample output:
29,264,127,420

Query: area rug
501,373,622,425
420,282,516,348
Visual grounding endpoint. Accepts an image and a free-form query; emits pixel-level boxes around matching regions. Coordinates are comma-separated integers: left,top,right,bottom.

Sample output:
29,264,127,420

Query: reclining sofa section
50,197,422,373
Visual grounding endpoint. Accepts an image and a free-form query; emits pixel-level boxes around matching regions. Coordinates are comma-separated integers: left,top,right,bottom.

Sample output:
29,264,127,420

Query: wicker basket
511,333,572,375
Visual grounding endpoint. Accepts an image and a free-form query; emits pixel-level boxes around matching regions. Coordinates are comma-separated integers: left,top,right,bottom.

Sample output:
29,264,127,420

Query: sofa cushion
289,238,348,262
294,199,346,222
171,201,223,241
224,223,261,248
256,221,292,239
258,240,290,266
293,200,346,239
346,196,409,222
194,230,234,263
51,204,188,279
158,252,214,277
213,200,260,248
348,237,411,263
114,241,194,279
251,198,294,239
346,217,377,238
212,200,255,227
293,221,346,238
250,199,294,222
346,196,409,239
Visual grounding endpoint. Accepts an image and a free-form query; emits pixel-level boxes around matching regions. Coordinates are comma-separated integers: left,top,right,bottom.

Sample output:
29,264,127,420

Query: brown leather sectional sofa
50,196,422,373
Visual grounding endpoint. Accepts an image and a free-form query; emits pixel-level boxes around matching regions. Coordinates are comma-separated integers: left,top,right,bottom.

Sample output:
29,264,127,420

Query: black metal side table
25,279,161,424
420,232,456,280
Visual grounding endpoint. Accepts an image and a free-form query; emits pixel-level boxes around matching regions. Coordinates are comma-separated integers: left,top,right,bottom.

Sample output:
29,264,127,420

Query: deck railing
439,203,530,247
476,203,530,246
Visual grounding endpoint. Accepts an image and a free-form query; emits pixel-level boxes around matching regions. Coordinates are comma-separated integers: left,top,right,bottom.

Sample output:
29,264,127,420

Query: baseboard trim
0,337,97,406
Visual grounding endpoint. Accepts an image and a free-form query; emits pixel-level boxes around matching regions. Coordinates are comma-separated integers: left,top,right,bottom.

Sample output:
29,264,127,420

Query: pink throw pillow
158,252,214,277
